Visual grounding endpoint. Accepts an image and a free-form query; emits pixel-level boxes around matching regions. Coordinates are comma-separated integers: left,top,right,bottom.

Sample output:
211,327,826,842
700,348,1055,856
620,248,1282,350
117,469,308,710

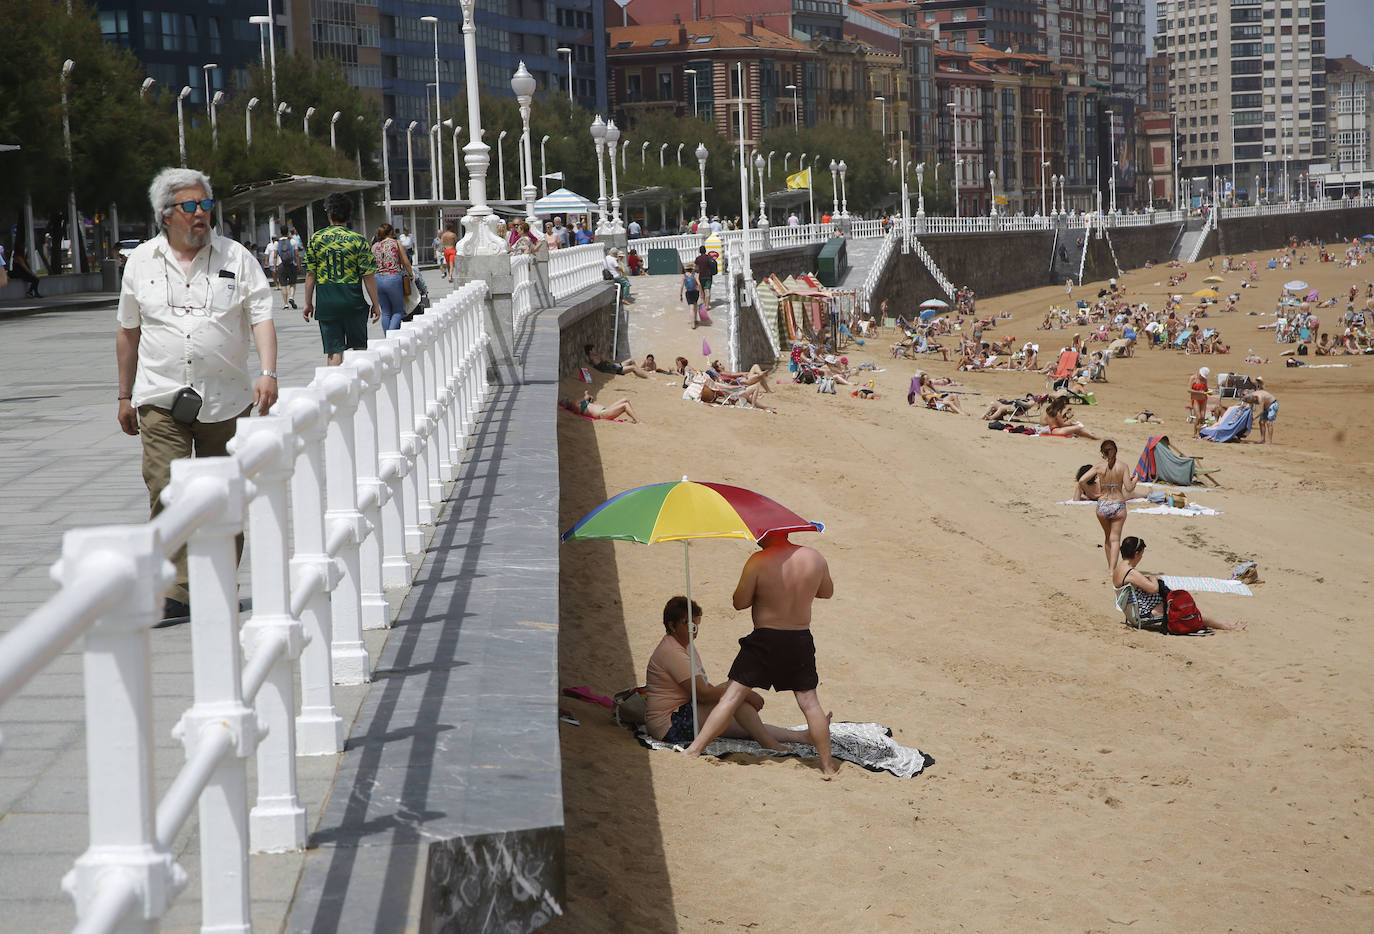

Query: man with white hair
115,166,278,623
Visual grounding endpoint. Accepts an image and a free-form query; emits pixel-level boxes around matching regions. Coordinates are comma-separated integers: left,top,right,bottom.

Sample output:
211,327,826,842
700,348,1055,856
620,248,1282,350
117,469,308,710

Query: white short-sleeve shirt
117,233,275,422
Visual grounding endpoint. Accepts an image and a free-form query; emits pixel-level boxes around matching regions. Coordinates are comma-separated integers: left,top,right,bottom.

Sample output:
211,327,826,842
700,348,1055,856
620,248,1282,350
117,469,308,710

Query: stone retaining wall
1217,207,1374,257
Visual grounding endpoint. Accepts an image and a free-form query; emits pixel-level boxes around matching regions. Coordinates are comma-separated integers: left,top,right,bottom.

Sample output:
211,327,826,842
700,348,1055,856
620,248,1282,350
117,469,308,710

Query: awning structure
532,187,597,213
222,174,385,214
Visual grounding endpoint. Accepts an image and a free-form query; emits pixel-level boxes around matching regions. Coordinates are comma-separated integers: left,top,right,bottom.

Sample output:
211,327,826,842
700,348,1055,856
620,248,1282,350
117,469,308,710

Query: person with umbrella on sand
680,530,838,778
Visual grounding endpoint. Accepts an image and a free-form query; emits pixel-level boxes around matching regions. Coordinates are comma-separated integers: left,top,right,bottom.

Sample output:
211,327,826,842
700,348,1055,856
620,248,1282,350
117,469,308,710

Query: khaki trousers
140,405,249,603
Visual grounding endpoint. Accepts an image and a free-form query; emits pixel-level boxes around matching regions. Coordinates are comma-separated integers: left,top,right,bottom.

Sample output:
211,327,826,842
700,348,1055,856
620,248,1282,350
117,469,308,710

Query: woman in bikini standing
1080,439,1135,570
1188,366,1211,437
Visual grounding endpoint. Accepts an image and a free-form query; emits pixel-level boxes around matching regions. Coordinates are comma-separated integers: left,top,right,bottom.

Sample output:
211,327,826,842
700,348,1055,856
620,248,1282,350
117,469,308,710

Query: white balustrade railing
0,281,492,933
511,252,537,334
911,238,956,299
858,231,900,315
848,218,884,238
767,222,830,249
549,242,606,299
628,231,705,267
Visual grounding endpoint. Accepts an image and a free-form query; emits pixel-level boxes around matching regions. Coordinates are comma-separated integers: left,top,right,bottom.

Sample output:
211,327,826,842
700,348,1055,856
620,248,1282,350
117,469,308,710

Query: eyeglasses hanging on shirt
165,275,212,316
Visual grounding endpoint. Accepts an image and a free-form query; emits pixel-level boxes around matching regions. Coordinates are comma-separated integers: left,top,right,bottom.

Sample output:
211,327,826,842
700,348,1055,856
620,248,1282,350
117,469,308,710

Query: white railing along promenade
910,237,956,299
767,222,830,249
549,242,606,299
0,282,491,933
511,252,537,333
858,231,900,315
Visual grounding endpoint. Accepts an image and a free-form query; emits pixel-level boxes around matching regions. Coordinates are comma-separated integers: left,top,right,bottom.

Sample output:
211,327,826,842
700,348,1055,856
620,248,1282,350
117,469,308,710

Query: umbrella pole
684,539,699,738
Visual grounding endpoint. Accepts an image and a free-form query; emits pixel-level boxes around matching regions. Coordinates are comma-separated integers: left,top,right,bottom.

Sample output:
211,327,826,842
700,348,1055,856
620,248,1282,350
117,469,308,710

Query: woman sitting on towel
1037,396,1099,439
645,597,821,748
1079,439,1136,569
1112,537,1246,631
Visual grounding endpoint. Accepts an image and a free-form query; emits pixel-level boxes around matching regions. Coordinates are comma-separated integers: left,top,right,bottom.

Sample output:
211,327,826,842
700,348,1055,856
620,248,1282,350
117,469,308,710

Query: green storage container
647,248,682,275
816,237,848,287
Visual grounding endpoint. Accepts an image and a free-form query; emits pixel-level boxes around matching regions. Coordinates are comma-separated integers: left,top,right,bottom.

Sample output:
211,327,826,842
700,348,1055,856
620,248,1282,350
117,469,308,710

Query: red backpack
1164,589,1207,635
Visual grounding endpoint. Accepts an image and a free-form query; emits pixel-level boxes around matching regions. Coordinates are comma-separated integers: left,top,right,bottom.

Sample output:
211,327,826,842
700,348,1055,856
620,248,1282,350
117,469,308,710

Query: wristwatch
260,370,278,379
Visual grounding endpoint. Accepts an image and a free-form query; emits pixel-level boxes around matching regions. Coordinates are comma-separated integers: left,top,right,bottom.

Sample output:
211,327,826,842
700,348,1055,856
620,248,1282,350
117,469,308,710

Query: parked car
117,239,143,264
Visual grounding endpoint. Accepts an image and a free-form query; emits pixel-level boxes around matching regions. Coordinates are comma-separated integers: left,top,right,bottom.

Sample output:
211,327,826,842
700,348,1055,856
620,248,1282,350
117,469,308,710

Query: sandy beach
549,240,1374,932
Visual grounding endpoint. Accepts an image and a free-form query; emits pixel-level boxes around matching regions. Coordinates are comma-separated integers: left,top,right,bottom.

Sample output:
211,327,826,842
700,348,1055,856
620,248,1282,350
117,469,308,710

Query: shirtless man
1244,381,1278,444
681,531,836,777
439,222,459,283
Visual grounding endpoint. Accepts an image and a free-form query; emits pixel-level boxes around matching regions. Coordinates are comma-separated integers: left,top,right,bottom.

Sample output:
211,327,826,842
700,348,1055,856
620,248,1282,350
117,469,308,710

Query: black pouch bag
169,386,203,425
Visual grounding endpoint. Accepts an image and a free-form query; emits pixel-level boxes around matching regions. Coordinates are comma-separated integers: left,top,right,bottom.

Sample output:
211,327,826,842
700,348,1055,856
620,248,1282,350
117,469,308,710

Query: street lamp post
209,91,225,149
660,142,668,168
801,154,814,224
445,120,462,200
695,142,709,227
875,95,886,142
540,134,550,196
303,105,316,136
139,76,156,100
381,118,393,221
202,62,218,136
329,110,341,149
767,150,775,181
838,160,847,218
916,161,926,216
677,142,685,166
176,85,192,166
276,101,289,132
786,83,799,133
454,0,502,255
784,152,791,174
557,47,574,108
988,170,997,217
591,116,610,233
420,16,444,203
828,159,838,217
246,97,259,147
684,69,698,117
755,152,767,226
497,130,507,201
511,61,538,226
953,157,962,218
606,120,623,230
641,140,649,166
1035,106,1046,217
621,139,629,172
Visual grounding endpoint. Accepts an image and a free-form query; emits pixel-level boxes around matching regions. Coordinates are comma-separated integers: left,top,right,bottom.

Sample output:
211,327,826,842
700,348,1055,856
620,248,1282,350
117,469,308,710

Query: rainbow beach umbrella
561,478,823,736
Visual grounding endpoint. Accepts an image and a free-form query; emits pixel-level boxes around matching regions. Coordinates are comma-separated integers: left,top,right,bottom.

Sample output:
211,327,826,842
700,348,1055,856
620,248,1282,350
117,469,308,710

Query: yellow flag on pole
786,168,811,190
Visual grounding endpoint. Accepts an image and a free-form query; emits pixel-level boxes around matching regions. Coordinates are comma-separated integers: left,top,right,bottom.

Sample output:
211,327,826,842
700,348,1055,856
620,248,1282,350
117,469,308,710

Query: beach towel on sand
1200,404,1252,443
636,721,933,779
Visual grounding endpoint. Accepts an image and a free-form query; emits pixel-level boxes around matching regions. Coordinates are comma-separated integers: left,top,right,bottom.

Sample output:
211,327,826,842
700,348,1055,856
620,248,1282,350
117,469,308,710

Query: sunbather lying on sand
561,391,641,423
982,393,1044,421
909,372,968,414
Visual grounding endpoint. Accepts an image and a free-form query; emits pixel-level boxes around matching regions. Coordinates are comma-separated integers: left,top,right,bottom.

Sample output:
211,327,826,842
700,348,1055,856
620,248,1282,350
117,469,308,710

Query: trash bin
102,259,120,293
816,237,848,287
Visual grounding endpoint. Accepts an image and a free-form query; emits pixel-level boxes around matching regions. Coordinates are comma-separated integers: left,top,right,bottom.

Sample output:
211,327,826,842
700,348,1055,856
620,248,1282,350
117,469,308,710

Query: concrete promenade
0,276,467,932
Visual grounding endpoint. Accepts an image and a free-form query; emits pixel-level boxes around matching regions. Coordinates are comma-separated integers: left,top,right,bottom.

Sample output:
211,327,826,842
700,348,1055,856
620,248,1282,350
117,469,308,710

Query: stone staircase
1175,217,1210,263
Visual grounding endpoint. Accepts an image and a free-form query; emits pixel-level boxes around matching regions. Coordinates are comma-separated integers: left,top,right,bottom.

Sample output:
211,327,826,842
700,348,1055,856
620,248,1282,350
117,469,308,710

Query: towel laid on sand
1160,576,1253,596
636,720,933,779
1131,504,1221,516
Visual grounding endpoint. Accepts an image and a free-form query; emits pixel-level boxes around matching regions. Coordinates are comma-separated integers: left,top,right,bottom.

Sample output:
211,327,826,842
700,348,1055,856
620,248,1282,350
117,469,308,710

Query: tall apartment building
1154,0,1326,204
916,0,1041,55
1147,53,1172,112
1326,56,1372,189
1111,0,1147,107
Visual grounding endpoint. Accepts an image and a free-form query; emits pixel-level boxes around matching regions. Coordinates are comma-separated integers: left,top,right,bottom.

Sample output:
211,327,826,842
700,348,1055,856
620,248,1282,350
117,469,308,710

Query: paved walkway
0,274,461,932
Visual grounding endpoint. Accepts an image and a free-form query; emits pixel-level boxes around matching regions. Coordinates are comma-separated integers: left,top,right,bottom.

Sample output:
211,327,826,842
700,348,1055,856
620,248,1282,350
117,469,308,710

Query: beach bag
612,686,647,729
707,256,718,276
1164,589,1206,634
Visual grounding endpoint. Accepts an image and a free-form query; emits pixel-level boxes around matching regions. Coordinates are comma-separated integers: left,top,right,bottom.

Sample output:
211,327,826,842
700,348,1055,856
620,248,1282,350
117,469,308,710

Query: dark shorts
278,261,298,286
661,701,695,744
727,627,818,693
593,360,622,375
685,290,700,306
699,275,713,291
318,316,369,355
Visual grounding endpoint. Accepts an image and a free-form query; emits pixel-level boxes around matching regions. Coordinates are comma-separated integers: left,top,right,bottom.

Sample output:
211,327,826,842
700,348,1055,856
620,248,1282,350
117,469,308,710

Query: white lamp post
1105,109,1116,213
497,129,507,201
696,141,708,226
202,62,218,137
784,152,792,174
641,140,649,166
755,152,767,225
829,159,838,217
444,119,463,200
329,110,341,149
685,69,698,116
176,85,192,166
264,1,278,111
916,162,926,216
621,138,629,172
381,118,393,221
540,134,550,196
246,97,259,147
804,154,815,224
1035,106,1046,217
303,105,316,136
591,116,610,233
139,76,155,99
557,47,574,107
209,90,224,149
767,150,775,180
988,169,997,217
606,120,623,230
660,142,668,168
420,15,444,202
875,95,886,141
511,61,538,226
455,0,502,254
406,121,419,202
953,157,962,218
786,83,799,133
677,142,685,166
838,159,847,218
275,100,289,131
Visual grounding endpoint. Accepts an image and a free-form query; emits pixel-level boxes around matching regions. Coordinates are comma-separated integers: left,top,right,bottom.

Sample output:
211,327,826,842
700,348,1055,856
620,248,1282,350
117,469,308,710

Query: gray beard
183,228,212,249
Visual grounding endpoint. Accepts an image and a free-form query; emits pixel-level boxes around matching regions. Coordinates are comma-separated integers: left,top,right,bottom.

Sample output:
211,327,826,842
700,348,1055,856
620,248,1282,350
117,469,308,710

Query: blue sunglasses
173,199,215,214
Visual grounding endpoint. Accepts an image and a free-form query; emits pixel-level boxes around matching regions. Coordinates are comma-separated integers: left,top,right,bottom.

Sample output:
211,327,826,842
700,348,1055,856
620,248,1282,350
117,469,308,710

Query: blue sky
1144,0,1372,63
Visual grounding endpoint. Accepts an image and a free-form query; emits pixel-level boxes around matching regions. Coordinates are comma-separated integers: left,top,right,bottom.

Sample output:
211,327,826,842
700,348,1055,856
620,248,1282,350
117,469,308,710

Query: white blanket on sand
1132,504,1221,516
637,721,932,779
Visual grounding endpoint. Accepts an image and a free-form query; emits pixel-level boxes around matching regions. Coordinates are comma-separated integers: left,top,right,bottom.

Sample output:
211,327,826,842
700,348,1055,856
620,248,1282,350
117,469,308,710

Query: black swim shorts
727,627,818,692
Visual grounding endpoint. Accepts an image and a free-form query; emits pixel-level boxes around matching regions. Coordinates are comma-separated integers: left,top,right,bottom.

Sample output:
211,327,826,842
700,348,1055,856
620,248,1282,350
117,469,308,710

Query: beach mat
1160,576,1254,596
636,721,933,779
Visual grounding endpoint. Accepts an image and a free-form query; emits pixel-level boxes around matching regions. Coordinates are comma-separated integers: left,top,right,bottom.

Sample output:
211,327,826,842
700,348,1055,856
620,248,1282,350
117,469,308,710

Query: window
99,10,130,46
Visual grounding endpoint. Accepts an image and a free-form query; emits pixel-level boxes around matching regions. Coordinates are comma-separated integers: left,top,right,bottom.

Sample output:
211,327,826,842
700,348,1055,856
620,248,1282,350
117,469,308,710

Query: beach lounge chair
1200,404,1252,443
1133,435,1220,487
1115,583,1155,630
1046,349,1080,390
1173,328,1192,349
